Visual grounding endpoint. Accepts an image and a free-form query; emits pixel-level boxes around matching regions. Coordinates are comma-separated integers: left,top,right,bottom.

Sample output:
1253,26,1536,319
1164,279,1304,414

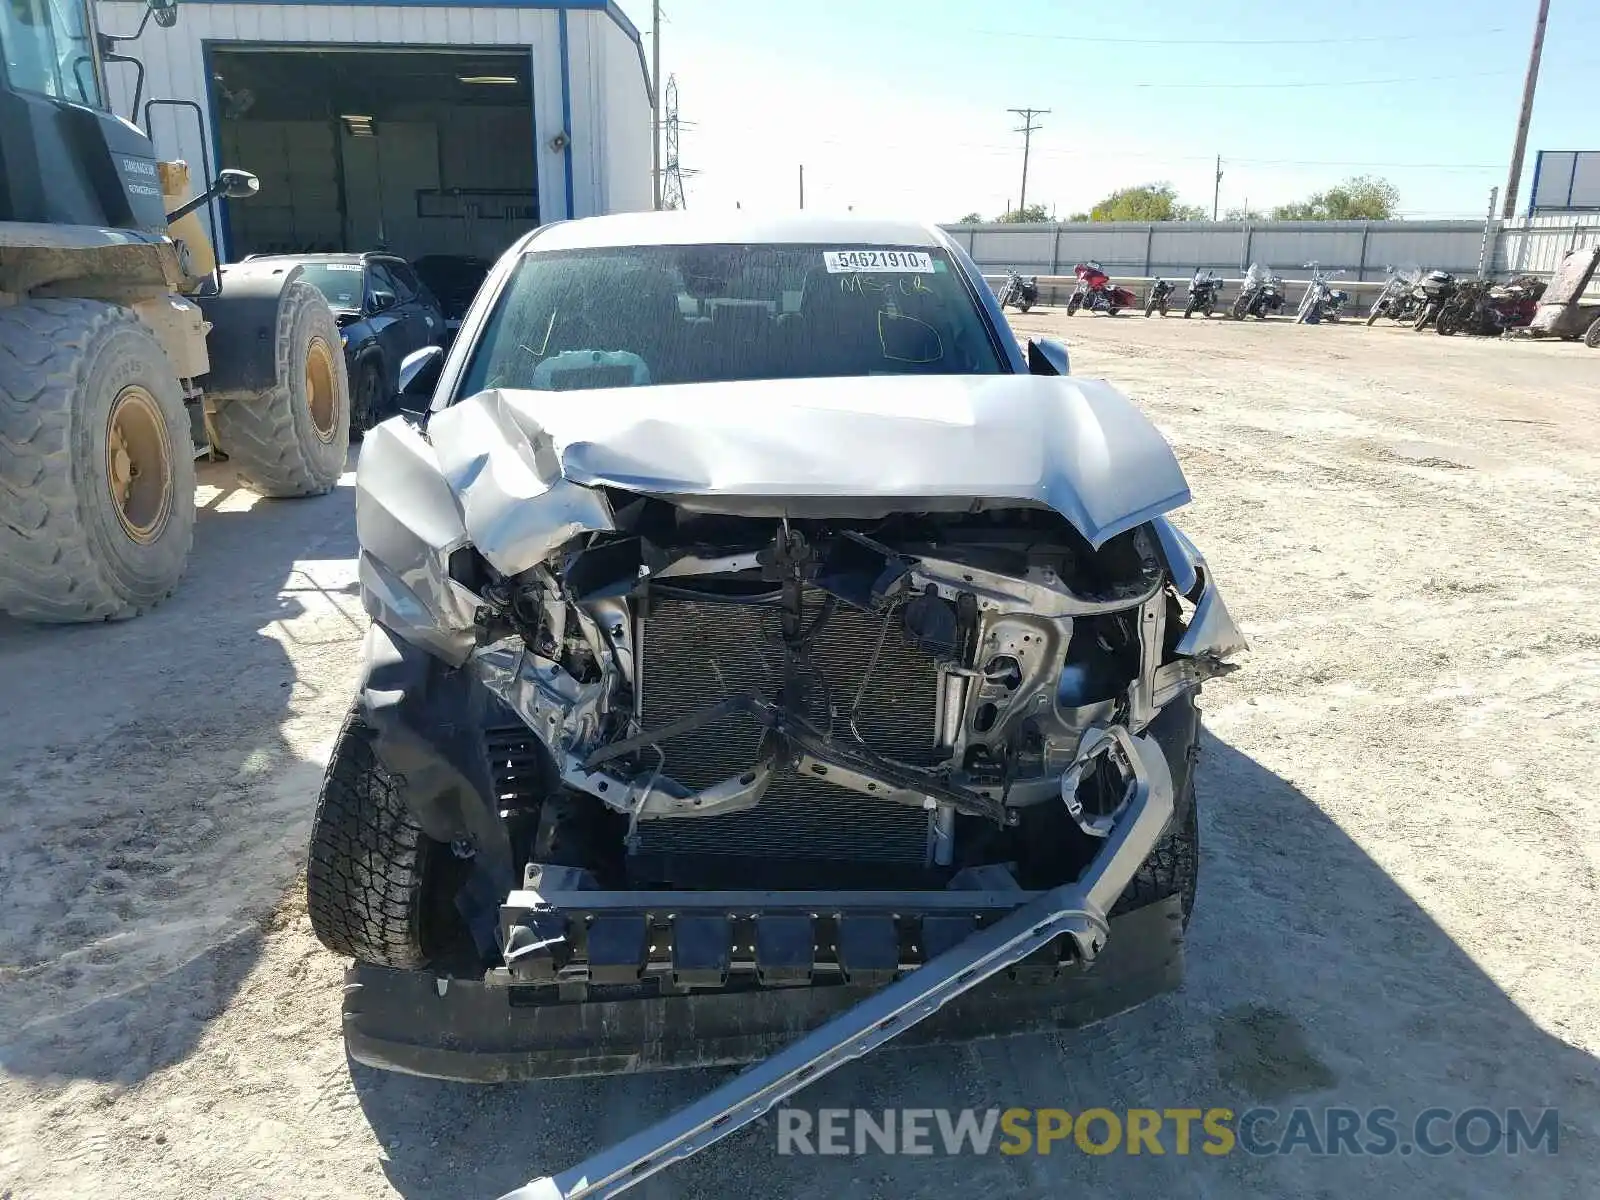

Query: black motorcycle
1145,277,1175,317
1231,263,1286,319
997,269,1039,313
1183,270,1224,318
1411,270,1457,331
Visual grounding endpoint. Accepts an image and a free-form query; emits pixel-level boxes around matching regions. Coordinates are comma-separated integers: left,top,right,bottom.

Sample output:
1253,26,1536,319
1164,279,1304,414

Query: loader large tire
210,279,349,497
0,300,196,622
307,711,440,969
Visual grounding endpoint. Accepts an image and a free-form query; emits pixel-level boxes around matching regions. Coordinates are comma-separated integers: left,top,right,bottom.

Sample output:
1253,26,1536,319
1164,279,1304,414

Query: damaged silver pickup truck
306,214,1244,1197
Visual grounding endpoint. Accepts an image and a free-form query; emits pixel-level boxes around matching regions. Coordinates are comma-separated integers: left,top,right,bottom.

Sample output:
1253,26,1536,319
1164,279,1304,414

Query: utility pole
1213,155,1223,220
651,0,662,209
1007,107,1048,217
799,164,804,210
1501,0,1550,219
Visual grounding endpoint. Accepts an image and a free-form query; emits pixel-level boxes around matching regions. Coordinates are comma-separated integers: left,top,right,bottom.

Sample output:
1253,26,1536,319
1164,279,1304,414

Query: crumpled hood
421,373,1190,577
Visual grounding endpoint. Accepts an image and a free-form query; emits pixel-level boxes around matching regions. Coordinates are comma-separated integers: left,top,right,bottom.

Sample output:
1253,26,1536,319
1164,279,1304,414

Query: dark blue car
250,252,446,432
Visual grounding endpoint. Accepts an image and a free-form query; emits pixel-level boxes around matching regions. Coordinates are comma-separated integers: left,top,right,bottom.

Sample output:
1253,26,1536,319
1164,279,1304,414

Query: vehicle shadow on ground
0,457,361,1085
352,731,1600,1199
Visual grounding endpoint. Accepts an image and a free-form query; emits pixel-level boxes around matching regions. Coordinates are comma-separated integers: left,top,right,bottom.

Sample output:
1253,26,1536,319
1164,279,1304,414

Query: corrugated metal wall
592,15,652,214
949,220,1497,282
1495,213,1600,276
96,0,649,258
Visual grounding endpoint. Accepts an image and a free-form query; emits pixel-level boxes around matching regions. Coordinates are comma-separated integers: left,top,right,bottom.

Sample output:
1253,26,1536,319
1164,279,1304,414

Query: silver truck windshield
459,243,1006,395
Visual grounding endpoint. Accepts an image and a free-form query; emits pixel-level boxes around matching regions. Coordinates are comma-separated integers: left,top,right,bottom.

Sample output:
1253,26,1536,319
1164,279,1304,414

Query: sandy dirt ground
2,311,1598,1199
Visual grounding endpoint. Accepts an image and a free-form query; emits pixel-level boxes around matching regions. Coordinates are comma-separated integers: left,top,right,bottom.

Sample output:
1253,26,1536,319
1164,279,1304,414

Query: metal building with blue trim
95,0,652,262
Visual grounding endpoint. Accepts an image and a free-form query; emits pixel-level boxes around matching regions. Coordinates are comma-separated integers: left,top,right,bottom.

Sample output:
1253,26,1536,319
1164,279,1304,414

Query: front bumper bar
480,727,1175,1200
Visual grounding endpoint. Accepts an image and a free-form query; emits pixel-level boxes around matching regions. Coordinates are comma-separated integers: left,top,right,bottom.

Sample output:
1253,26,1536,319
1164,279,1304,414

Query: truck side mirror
1026,337,1070,376
217,168,258,199
148,0,179,28
397,345,444,418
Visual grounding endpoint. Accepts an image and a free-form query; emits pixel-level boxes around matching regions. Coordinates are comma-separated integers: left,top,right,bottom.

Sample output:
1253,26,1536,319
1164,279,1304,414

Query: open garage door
211,46,537,263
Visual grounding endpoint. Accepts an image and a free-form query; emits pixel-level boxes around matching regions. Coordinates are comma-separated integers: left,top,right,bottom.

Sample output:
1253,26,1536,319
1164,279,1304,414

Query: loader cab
0,0,170,233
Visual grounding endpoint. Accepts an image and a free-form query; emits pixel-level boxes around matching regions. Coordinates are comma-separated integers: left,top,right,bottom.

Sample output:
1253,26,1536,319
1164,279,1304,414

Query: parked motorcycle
1435,274,1547,337
997,269,1039,313
1145,277,1175,317
1295,262,1348,325
1183,269,1225,318
1366,265,1423,325
1231,262,1286,319
1410,269,1458,330
1066,261,1136,316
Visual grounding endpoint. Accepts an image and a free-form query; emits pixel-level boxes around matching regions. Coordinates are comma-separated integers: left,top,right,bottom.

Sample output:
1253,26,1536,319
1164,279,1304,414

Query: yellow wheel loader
0,0,350,622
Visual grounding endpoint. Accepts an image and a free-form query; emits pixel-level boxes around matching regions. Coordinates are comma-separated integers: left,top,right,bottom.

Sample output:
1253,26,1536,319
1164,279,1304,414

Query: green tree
1225,205,1265,220
955,211,986,224
1088,183,1205,222
1271,175,1399,220
995,203,1051,223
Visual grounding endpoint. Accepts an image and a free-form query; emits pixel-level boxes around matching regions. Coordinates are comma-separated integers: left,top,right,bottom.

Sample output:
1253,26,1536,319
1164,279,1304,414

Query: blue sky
622,0,1599,221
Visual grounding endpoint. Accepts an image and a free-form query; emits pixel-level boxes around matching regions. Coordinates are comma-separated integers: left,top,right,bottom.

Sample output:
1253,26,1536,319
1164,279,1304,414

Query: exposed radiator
632,590,942,878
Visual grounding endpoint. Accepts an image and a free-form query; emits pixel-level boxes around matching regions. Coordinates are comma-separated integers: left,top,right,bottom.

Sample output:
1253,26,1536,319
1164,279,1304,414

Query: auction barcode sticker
824,249,934,273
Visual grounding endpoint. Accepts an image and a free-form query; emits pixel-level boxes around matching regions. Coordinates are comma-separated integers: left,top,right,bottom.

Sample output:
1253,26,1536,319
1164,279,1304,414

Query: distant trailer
1527,150,1600,215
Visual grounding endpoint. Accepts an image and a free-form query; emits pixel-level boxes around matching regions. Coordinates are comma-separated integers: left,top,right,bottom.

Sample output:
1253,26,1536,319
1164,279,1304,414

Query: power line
972,26,1507,46
1007,107,1048,215
687,126,1505,172
1127,68,1519,90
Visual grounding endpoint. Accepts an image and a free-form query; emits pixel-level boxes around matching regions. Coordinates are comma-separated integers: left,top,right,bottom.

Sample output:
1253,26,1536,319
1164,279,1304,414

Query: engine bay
451,497,1212,890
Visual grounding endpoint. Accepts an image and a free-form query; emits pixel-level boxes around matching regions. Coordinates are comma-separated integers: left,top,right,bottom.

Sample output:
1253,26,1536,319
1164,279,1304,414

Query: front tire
1585,315,1600,349
0,300,196,622
210,279,350,497
351,358,385,436
307,711,441,969
1115,780,1199,925
1018,299,1032,313
1066,294,1082,316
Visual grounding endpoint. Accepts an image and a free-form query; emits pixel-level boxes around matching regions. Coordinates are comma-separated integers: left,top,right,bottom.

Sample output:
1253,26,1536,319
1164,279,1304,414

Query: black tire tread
1583,316,1600,349
306,711,435,969
209,279,349,498
0,300,194,622
1114,778,1199,925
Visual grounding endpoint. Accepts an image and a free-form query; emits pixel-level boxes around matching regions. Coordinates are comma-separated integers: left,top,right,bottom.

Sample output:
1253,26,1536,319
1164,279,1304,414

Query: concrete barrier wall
944,217,1600,291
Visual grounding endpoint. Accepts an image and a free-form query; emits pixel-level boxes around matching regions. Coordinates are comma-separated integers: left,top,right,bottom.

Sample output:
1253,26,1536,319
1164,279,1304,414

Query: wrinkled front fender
355,418,481,666
1150,516,1248,660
